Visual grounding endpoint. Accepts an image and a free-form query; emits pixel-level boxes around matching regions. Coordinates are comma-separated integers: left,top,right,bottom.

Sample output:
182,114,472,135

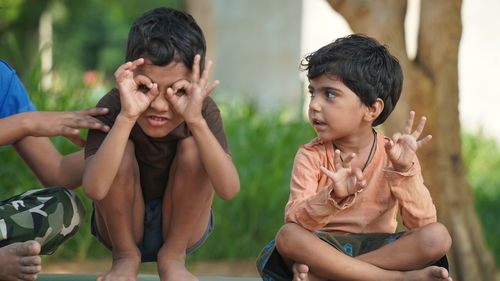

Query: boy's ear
364,98,384,123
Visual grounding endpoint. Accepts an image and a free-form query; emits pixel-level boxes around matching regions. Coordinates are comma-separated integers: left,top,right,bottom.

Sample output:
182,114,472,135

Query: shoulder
294,138,329,164
96,88,120,108
202,96,220,115
0,59,15,73
0,59,17,92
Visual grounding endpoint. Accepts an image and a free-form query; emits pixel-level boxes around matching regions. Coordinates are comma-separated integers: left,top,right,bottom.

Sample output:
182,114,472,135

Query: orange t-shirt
285,132,436,234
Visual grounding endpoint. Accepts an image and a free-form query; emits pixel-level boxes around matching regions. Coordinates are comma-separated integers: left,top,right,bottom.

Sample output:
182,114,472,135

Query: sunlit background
1,0,499,277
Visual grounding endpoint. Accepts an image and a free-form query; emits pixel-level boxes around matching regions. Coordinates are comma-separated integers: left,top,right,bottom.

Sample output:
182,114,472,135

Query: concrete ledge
37,274,261,281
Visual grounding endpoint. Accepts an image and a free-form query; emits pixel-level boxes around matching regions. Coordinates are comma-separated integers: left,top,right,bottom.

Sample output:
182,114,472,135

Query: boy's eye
138,84,149,93
326,92,336,99
176,89,186,96
308,91,315,97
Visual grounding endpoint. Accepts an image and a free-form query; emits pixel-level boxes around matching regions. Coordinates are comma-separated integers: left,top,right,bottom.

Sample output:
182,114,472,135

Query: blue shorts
91,198,214,262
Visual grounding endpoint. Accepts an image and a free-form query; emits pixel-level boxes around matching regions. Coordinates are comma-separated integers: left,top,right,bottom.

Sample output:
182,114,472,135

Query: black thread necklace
332,130,377,172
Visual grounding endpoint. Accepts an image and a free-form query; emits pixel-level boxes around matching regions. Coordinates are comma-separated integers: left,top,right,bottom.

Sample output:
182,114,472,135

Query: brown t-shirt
85,89,229,201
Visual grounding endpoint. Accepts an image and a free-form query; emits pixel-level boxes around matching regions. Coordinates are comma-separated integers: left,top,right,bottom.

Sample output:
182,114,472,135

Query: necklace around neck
332,130,377,172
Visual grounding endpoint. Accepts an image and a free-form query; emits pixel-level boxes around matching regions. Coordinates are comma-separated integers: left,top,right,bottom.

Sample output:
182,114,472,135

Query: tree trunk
183,0,216,62
326,0,499,280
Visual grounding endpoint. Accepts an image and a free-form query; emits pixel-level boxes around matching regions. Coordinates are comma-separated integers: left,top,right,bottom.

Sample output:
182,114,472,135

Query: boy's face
308,74,368,141
135,60,191,138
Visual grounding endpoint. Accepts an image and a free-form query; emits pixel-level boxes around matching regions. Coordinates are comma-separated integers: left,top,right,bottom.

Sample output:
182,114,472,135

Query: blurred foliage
0,0,499,268
462,131,500,267
0,0,181,79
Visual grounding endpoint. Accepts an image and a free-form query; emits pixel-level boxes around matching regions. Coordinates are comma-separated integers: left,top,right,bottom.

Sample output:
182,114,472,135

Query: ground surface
42,259,259,277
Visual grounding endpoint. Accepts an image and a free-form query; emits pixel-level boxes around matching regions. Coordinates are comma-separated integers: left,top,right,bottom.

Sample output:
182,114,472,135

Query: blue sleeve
0,59,37,119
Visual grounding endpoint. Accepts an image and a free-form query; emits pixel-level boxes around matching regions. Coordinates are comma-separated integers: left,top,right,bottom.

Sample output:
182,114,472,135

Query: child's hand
385,111,432,172
320,150,366,200
165,54,219,124
28,108,110,147
114,58,159,121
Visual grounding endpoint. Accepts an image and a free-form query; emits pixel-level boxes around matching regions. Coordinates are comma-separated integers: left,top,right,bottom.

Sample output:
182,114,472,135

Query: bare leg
0,241,41,281
157,137,214,281
276,223,452,281
94,141,144,281
356,222,452,270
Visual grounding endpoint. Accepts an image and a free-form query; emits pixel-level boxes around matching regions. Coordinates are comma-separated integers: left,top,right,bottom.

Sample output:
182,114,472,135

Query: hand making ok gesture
165,54,219,124
114,58,160,121
385,111,432,172
320,150,366,201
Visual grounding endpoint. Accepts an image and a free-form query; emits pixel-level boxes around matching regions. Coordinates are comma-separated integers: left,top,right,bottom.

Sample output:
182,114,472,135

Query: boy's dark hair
126,7,206,70
301,34,403,126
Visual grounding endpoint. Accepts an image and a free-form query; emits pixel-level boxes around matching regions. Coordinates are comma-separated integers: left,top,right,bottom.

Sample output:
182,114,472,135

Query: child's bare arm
166,55,240,200
1,107,109,188
0,108,109,147
83,58,159,200
384,111,432,172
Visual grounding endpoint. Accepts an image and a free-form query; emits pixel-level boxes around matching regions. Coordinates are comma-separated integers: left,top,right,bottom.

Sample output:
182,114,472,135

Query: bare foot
158,257,198,281
0,240,41,281
292,263,309,281
403,266,452,281
96,254,141,281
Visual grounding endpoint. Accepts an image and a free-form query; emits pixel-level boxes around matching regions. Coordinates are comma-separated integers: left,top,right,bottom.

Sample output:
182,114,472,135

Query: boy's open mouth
312,118,327,130
147,115,169,126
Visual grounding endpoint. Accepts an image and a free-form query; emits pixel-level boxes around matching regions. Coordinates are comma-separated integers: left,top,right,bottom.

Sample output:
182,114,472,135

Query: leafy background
1,0,499,267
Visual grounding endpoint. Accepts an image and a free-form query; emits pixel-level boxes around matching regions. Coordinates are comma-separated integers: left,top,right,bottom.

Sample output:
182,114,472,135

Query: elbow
83,185,107,201
82,176,108,201
218,180,240,201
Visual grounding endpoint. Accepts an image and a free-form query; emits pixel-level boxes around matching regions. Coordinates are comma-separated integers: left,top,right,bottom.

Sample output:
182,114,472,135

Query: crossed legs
275,222,452,281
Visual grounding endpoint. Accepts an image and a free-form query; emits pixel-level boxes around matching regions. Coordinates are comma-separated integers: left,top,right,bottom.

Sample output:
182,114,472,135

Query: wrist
20,111,37,136
185,118,207,130
116,112,138,126
393,162,413,173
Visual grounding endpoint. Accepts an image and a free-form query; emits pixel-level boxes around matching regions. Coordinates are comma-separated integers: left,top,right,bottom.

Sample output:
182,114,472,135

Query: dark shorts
256,231,449,281
91,198,214,262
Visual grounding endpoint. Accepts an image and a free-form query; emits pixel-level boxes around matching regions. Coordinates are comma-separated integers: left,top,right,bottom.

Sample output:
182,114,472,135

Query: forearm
83,114,136,200
187,119,240,200
13,136,83,188
0,112,35,145
385,166,437,228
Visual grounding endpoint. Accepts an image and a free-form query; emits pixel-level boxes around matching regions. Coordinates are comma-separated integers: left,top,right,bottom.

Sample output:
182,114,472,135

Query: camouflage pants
0,187,85,255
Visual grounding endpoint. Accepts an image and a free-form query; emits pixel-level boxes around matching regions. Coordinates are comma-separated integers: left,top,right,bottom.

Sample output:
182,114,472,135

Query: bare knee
275,223,306,258
414,222,452,261
176,137,204,174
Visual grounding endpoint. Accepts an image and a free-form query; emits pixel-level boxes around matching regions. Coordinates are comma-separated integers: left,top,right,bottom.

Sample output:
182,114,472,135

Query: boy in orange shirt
257,34,452,281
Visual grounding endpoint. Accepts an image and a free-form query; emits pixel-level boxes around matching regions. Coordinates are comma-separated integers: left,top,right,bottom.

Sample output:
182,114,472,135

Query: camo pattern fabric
0,187,85,254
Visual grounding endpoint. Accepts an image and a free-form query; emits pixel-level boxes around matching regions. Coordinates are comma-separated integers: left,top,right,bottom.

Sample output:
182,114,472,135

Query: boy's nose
150,92,170,112
309,96,321,112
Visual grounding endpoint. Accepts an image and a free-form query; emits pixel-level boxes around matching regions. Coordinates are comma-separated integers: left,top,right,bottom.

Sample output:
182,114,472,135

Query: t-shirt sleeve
0,59,37,119
201,97,230,154
84,89,121,159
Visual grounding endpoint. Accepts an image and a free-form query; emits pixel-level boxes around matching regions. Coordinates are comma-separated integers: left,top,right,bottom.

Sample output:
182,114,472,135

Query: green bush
1,70,499,265
462,131,500,266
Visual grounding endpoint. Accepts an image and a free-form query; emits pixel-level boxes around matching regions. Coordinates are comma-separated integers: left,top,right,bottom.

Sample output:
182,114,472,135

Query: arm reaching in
5,108,110,188
166,55,240,200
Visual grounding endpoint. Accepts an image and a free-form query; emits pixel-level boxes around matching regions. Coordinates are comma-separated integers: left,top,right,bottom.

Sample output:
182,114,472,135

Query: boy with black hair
83,7,240,281
256,34,452,281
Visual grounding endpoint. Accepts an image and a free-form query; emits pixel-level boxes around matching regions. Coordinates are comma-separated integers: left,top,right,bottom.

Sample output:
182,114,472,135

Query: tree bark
326,0,499,280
